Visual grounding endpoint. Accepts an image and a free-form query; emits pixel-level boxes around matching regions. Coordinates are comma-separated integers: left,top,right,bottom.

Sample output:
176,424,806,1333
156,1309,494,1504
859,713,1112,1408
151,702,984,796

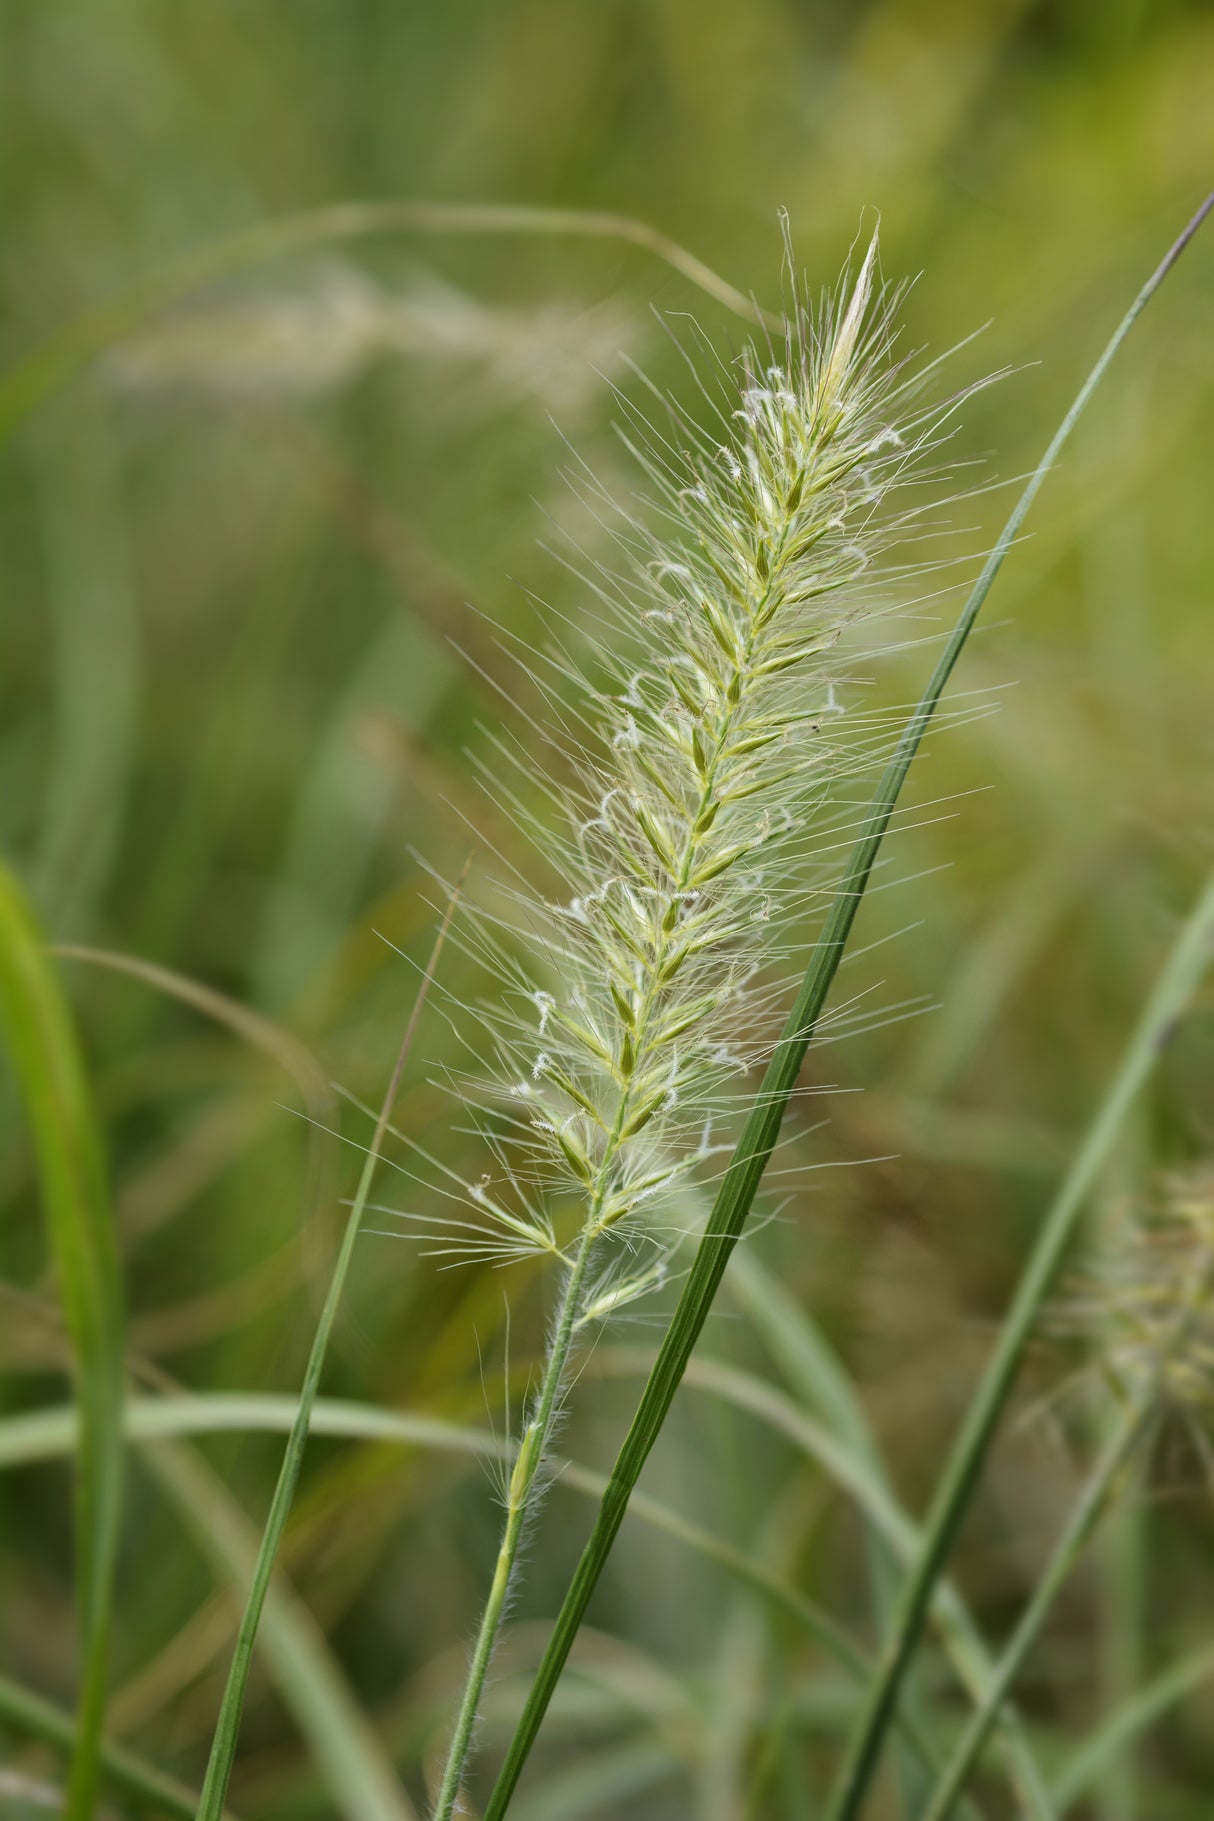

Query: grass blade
194,873,464,1821
0,1671,238,1821
0,1393,865,1700
53,942,331,1116
1051,1643,1214,1812
0,202,770,449
0,1389,942,1782
149,1440,417,1821
480,188,1214,1820
0,863,124,1820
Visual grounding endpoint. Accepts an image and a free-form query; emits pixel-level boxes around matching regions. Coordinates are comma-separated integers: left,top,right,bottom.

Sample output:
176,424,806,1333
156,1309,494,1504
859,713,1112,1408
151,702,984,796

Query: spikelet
405,229,965,1326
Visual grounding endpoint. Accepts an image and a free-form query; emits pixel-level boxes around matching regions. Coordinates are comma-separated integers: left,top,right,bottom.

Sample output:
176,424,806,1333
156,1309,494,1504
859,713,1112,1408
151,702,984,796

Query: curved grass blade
0,1390,947,1787
0,1393,413,1820
0,201,771,448
1051,1642,1214,1812
194,874,463,1821
594,1348,1052,1813
481,188,1214,1821
53,943,331,1116
0,863,124,1820
0,1670,239,1821
0,1394,867,1698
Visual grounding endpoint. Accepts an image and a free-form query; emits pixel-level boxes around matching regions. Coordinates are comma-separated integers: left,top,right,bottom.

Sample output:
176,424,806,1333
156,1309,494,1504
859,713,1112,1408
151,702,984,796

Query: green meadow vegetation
1,5,1213,1819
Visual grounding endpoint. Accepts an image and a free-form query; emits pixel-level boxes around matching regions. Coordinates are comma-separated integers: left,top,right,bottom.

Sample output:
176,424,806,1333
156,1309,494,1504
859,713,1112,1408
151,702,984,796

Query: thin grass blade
1051,1643,1214,1812
194,873,464,1821
0,863,124,1820
0,1671,238,1821
149,1440,416,1821
0,1388,944,1791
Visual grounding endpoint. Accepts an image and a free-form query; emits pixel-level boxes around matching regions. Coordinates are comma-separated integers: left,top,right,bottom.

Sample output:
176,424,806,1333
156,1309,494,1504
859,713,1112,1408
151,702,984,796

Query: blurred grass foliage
1,2,1212,1817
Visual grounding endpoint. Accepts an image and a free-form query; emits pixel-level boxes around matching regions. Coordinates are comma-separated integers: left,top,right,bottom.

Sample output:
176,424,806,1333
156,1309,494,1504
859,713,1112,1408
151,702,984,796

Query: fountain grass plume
424,227,973,1818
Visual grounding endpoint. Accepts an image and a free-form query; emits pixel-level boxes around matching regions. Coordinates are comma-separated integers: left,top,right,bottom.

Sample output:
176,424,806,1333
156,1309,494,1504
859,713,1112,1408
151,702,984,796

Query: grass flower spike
429,230,957,1817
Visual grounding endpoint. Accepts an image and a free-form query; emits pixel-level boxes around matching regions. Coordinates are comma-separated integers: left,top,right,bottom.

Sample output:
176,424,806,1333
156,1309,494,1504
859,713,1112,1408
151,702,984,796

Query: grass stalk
480,188,1214,1821
431,332,887,1804
431,1230,598,1820
194,874,464,1821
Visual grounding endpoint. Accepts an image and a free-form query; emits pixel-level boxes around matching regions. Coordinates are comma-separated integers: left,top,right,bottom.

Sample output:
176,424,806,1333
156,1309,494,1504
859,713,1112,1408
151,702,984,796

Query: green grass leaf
0,1670,238,1821
0,1391,866,1703
0,863,124,1821
480,187,1214,1821
1051,1642,1214,1813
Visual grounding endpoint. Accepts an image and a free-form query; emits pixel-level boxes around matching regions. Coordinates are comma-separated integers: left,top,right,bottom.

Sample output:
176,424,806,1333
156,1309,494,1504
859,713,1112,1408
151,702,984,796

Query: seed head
1060,1169,1214,1415
407,230,970,1316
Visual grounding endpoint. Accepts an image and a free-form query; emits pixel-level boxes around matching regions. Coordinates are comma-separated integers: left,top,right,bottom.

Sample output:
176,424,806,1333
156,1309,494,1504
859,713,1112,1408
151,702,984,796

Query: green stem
431,1231,597,1821
194,1188,366,1821
824,863,1214,1821
432,598,763,1814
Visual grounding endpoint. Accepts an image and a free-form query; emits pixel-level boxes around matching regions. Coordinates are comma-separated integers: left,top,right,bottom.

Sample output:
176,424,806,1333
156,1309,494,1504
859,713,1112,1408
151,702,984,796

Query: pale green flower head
406,229,969,1323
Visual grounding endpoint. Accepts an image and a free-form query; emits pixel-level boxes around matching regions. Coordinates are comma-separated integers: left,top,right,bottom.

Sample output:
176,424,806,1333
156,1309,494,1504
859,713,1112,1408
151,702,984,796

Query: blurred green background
1,2,1212,1817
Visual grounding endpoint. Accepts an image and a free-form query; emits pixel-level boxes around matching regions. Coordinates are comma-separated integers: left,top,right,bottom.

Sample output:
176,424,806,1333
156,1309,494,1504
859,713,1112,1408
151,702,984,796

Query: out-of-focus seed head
1060,1170,1214,1415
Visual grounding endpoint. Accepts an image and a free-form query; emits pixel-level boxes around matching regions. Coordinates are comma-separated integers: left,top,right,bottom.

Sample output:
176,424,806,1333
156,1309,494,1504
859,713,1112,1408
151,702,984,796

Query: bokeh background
1,2,1212,1817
